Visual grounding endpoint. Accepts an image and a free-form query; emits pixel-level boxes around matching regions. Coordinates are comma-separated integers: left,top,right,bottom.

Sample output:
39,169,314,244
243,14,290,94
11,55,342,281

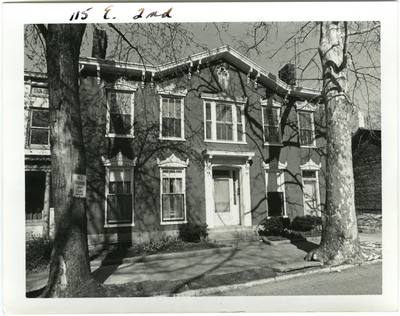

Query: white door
213,169,240,226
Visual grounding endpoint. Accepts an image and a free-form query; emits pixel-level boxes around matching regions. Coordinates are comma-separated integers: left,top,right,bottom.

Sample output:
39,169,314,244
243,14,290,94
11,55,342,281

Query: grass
89,238,227,262
27,237,227,275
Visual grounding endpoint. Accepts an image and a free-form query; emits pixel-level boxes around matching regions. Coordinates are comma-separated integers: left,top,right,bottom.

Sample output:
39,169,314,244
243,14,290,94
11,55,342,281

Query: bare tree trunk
41,24,93,297
305,22,363,265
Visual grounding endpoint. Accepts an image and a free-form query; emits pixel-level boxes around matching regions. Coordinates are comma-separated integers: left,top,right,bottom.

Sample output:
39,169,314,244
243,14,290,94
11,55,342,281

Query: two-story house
25,45,325,246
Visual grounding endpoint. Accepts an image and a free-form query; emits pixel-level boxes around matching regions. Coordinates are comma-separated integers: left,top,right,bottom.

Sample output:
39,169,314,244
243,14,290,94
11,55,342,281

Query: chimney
278,64,296,86
91,27,108,59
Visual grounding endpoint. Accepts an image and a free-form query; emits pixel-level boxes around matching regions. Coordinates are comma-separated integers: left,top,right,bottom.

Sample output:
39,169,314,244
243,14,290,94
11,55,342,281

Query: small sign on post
73,174,87,198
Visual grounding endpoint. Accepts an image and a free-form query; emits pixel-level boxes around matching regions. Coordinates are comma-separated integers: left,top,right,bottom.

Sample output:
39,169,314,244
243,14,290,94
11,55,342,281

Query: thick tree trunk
41,24,93,297
305,22,363,265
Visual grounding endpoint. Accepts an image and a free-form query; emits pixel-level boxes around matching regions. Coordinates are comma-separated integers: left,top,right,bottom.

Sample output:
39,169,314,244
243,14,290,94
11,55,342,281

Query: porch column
42,171,51,238
204,160,214,228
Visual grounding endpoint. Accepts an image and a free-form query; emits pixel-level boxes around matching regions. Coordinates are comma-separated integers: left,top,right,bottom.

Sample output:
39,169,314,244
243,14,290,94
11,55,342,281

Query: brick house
25,45,326,246
352,128,382,214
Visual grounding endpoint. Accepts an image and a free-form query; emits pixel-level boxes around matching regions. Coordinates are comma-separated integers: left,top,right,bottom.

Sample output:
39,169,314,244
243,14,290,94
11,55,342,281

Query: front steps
208,225,259,245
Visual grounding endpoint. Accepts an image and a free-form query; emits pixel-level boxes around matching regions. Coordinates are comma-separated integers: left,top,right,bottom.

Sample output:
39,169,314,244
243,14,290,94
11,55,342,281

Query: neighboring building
352,128,382,214
24,72,53,238
25,45,326,246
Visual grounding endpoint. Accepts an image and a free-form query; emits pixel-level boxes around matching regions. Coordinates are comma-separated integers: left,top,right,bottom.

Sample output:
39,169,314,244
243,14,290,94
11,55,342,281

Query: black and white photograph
2,2,398,314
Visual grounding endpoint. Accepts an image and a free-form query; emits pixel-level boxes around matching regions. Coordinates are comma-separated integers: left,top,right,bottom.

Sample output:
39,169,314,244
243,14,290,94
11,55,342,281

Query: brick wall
352,130,381,213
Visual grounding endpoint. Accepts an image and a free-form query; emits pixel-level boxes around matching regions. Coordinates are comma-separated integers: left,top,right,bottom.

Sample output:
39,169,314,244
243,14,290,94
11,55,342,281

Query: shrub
26,235,53,273
179,222,208,242
291,215,322,232
257,217,284,236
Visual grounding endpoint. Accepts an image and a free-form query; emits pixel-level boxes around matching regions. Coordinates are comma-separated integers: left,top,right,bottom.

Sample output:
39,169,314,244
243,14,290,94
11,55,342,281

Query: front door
213,169,240,226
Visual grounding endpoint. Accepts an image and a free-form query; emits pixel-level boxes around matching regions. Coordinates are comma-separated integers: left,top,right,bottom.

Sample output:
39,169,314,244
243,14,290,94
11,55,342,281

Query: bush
291,215,322,232
257,217,285,236
179,222,208,242
26,235,53,273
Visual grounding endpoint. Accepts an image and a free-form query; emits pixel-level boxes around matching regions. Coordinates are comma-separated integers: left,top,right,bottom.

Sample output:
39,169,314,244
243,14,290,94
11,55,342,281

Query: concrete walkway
26,232,381,293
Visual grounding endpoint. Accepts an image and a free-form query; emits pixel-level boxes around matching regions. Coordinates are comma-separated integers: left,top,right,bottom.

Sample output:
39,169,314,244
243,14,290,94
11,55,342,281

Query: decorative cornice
157,153,189,168
295,100,316,112
202,150,255,162
262,158,287,170
300,158,321,170
156,83,188,97
260,95,283,108
200,92,247,104
102,151,137,167
106,78,139,92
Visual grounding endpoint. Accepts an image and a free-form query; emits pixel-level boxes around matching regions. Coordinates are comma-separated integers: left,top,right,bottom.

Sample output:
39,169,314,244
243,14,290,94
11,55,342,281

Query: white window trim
105,79,138,139
158,94,186,141
157,154,189,225
203,100,246,144
29,107,50,149
261,97,283,146
102,152,137,228
262,159,288,218
300,158,322,216
201,92,247,144
295,100,316,148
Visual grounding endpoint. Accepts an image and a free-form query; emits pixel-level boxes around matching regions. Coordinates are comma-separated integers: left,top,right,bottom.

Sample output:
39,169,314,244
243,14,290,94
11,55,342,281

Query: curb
173,259,382,297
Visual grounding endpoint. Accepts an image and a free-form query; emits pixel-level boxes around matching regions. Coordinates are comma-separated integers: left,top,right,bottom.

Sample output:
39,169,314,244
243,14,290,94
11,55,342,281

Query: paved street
209,262,382,296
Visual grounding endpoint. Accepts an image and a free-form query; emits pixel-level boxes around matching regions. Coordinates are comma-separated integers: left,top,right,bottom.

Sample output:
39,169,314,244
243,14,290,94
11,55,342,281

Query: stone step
208,230,257,240
209,225,256,233
213,235,260,245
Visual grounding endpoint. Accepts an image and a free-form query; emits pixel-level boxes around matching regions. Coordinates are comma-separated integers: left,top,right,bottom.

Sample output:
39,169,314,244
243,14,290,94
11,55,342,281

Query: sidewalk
26,232,382,293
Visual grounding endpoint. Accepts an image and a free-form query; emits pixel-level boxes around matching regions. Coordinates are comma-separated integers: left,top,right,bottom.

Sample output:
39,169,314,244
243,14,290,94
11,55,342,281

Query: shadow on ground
290,240,319,253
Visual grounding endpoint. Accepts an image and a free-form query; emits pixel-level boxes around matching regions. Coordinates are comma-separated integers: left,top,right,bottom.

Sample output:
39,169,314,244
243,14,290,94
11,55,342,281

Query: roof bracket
151,72,155,89
247,67,253,84
141,70,146,89
188,61,193,80
254,72,260,88
197,59,202,74
96,64,101,85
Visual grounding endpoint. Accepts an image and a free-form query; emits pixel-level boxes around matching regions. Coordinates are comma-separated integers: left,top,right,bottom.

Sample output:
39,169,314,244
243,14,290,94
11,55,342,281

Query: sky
25,22,380,125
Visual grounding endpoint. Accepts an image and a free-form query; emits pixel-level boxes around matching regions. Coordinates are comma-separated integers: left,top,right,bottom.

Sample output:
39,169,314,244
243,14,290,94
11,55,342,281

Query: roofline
29,45,322,99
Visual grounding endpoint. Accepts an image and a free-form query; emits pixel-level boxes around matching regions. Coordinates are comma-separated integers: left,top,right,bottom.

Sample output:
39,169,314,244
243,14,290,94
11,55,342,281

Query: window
262,107,281,144
161,169,185,221
204,101,245,142
298,111,315,146
263,159,287,217
295,101,317,147
300,158,321,216
30,86,49,96
106,90,134,138
102,152,137,227
30,109,50,146
107,169,133,224
157,154,189,225
261,96,282,145
160,97,184,139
